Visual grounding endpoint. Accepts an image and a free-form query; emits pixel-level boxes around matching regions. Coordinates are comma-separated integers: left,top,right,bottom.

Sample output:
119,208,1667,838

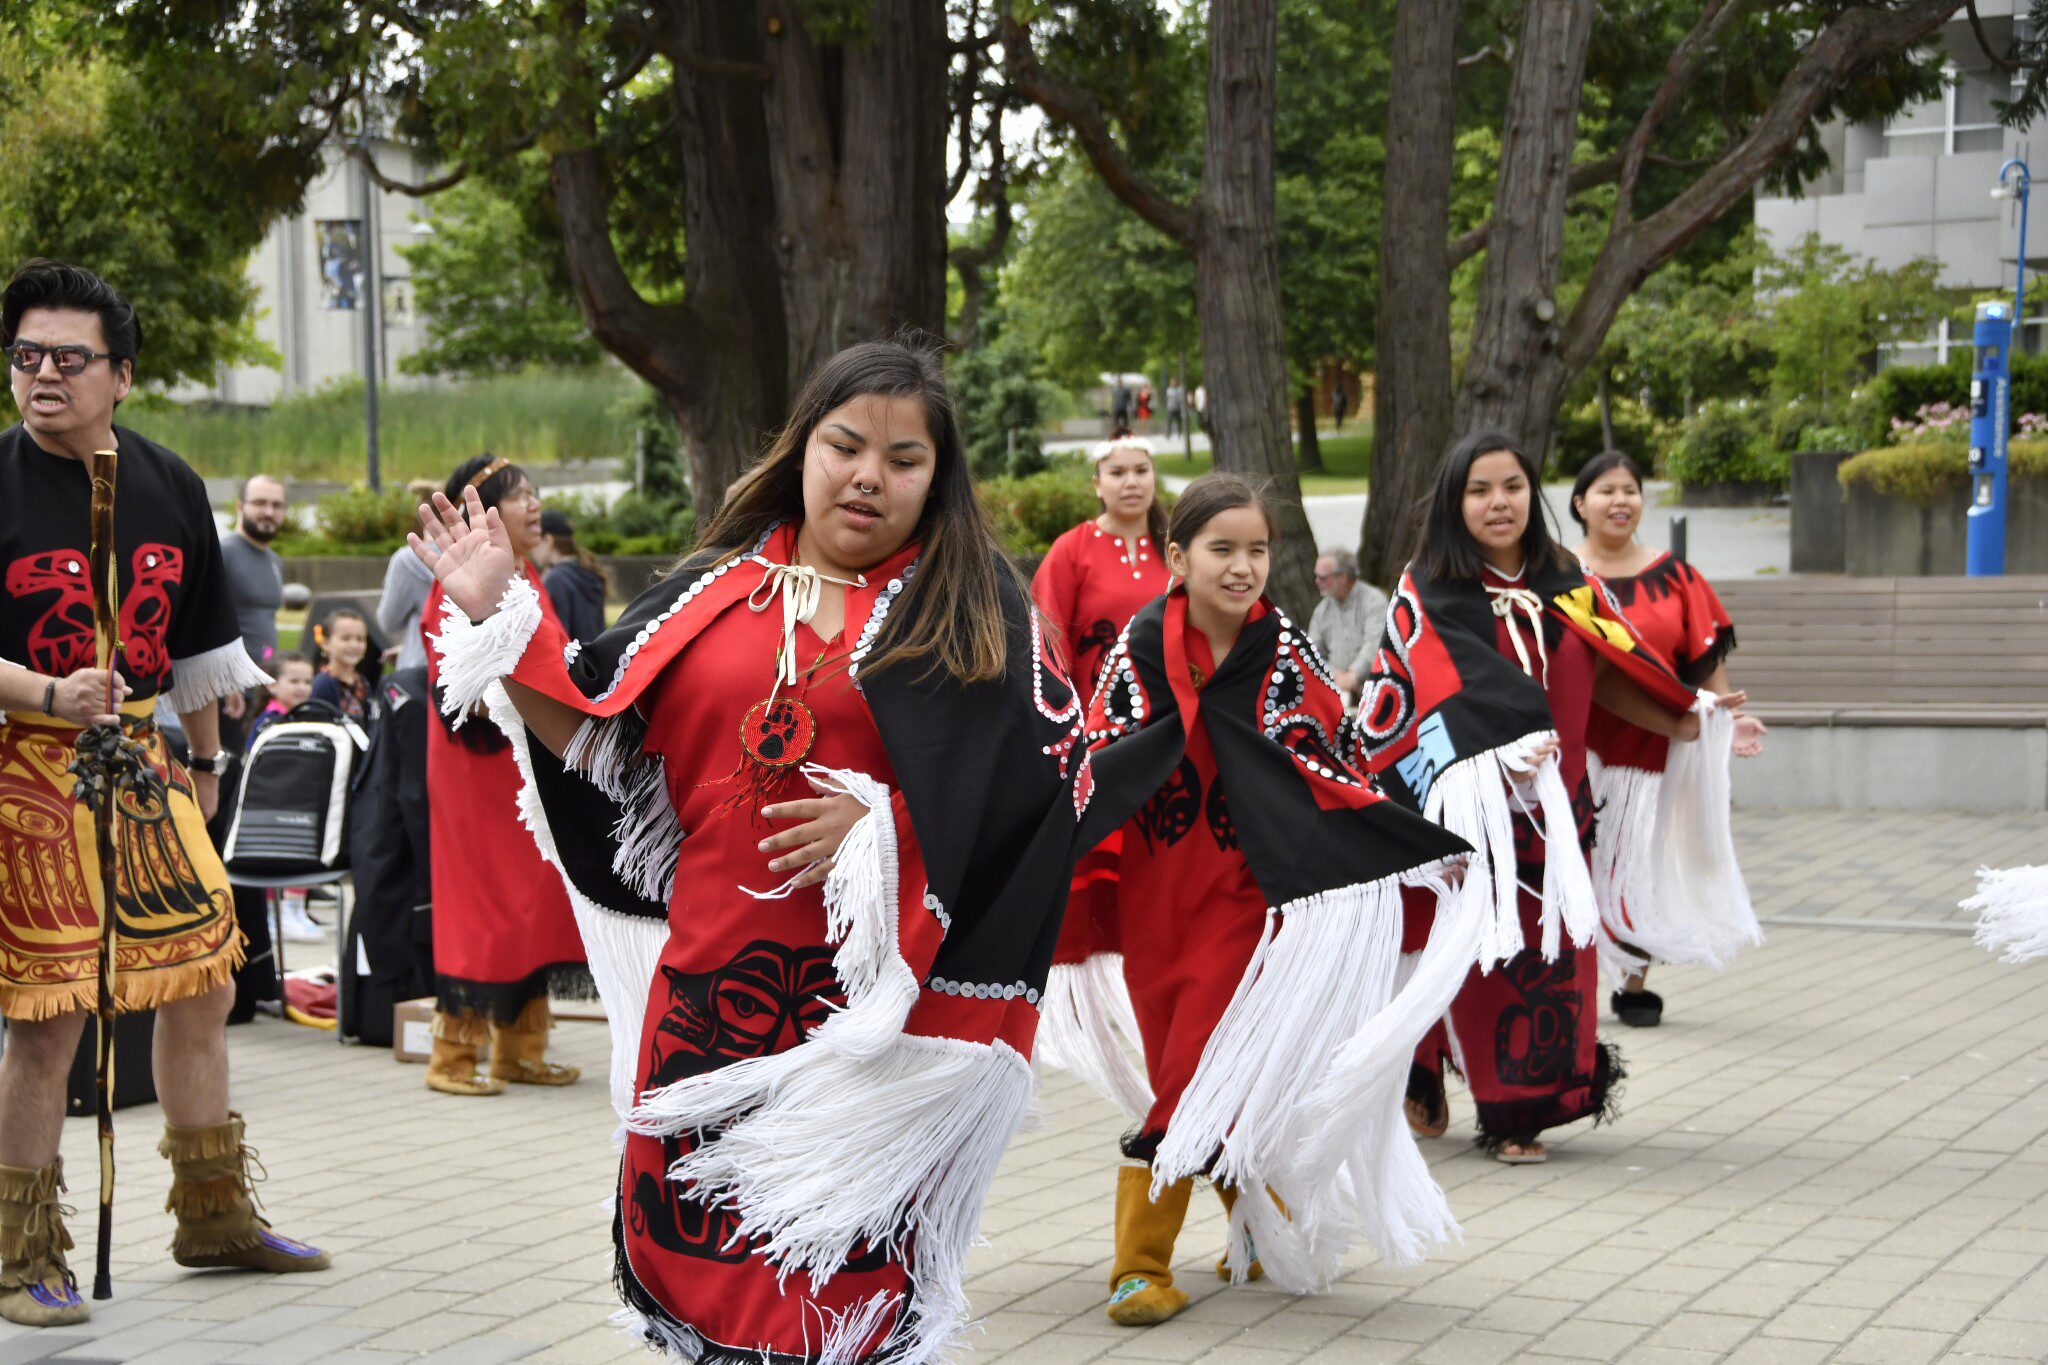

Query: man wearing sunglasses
0,260,329,1328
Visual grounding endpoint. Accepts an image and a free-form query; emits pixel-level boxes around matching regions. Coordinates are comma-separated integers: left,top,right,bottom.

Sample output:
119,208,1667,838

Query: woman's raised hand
409,487,516,622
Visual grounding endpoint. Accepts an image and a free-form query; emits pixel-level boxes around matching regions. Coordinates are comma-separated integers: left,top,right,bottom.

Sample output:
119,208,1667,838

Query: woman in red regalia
1571,450,1763,1027
1356,433,1743,1164
412,341,1082,1364
421,454,588,1096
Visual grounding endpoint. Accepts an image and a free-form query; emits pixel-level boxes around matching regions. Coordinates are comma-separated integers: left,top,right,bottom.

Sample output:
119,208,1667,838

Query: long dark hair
1568,449,1647,530
693,337,1020,685
1094,438,1170,548
1413,431,1571,583
444,452,528,518
1167,472,1272,549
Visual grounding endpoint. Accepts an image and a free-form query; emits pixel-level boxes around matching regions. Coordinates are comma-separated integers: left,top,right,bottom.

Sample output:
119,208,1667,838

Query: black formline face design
1133,755,1200,852
1492,952,1582,1089
628,940,894,1269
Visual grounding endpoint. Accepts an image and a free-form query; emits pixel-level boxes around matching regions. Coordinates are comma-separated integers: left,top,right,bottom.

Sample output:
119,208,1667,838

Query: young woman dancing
1353,433,1744,1163
412,341,1082,1364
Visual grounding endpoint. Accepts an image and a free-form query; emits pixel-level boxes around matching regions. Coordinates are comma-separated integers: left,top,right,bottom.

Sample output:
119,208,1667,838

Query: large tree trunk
1452,0,1596,465
1198,0,1314,617
1359,0,1460,587
764,0,948,387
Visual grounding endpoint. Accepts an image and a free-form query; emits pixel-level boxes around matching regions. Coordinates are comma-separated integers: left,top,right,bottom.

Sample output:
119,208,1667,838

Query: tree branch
1965,0,2021,72
1447,149,1626,267
1458,41,1514,68
947,0,985,203
999,6,1199,250
549,144,700,393
1611,0,1743,229
1560,0,1967,377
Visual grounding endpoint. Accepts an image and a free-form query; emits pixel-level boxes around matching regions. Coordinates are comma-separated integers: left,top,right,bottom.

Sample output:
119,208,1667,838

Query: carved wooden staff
82,446,121,1301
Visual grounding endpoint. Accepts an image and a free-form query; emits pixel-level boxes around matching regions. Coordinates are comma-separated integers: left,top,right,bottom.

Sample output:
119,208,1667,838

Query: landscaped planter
1841,476,2048,574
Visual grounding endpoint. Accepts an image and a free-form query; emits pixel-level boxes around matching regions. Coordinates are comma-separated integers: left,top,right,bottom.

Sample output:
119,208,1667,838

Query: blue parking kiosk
1968,300,2012,577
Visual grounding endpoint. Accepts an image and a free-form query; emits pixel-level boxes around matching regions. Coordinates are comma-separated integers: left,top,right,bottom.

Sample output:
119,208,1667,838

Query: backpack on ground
222,699,370,878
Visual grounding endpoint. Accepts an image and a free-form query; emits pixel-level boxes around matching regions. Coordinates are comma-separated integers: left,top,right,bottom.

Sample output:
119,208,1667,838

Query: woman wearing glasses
419,453,589,1096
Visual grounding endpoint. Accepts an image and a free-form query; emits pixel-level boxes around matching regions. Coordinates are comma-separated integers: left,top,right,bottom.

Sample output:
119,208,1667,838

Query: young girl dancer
1355,433,1742,1163
1571,451,1762,1025
1057,473,1483,1325
414,341,1083,1363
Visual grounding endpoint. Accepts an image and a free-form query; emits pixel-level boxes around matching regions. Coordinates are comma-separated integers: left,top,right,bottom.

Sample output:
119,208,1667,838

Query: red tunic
1035,519,1171,970
424,567,586,1019
1113,623,1269,1143
1587,553,1733,773
1032,519,1170,694
1417,566,1613,1144
620,592,924,1357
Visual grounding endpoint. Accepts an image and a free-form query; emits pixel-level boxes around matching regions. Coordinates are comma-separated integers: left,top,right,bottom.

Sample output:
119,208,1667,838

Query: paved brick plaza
3,809,2045,1364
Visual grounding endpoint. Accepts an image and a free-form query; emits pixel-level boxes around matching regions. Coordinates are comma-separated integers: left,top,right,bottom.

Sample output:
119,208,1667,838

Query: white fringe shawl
432,576,667,1125
165,638,273,714
1966,864,2048,963
630,1034,1033,1365
1146,859,1480,1292
1422,732,1597,969
1035,954,1154,1120
1588,697,1760,974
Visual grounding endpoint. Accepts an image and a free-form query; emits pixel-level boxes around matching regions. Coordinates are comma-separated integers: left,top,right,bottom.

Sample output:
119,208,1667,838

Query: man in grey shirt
1308,547,1389,697
218,476,287,729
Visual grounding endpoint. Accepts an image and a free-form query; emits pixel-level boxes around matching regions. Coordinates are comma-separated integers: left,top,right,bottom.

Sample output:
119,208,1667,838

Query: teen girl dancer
1571,450,1762,1025
1354,433,1745,1164
414,341,1082,1364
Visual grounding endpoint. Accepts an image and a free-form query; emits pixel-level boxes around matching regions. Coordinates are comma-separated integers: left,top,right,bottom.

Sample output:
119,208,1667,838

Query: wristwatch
185,752,227,775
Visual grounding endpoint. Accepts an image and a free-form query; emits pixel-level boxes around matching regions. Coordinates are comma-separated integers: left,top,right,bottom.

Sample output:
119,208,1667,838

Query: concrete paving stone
186,1302,348,1342
1642,1311,1766,1353
1715,1339,1836,1365
412,1341,548,1365
219,1325,382,1363
1406,1326,1533,1365
1828,1324,1956,1364
1521,1317,1649,1360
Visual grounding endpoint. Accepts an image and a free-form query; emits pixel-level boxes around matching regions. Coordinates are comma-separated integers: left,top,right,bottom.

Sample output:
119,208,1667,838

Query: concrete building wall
171,138,436,407
1755,11,2039,363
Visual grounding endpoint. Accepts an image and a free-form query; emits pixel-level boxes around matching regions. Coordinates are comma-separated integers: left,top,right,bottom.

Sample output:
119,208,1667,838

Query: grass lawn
120,368,644,485
1149,431,1370,495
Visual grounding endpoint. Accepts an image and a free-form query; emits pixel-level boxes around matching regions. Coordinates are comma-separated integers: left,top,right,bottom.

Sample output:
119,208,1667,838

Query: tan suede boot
1106,1166,1192,1326
160,1112,330,1273
0,1159,88,1327
1212,1182,1265,1282
488,997,580,1087
426,1009,504,1096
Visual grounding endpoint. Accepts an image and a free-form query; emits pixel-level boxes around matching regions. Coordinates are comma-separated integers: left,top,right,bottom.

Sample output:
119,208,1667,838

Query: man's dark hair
1,259,144,374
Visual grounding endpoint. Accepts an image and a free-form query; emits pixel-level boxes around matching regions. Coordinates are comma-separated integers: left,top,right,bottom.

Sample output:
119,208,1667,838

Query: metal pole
357,143,383,493
1669,513,1688,565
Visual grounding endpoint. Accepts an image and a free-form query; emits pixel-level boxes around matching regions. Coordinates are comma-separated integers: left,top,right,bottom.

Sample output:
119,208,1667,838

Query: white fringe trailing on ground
1144,860,1479,1291
1965,864,2048,963
1035,954,1154,1120
1424,732,1596,968
628,1033,1035,1365
166,638,273,714
1588,697,1760,976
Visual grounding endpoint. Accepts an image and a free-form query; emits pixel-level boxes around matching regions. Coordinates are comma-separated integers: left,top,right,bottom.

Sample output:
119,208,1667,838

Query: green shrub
949,329,1061,478
1665,400,1787,488
1838,437,2048,502
314,486,419,548
1853,353,2048,448
1552,392,1671,478
978,467,1100,557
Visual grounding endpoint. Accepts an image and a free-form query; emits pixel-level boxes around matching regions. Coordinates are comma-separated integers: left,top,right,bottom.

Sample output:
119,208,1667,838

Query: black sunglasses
5,342,119,377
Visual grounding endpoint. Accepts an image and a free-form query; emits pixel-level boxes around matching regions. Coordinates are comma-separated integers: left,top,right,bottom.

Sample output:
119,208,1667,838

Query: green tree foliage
1754,233,1952,424
396,163,602,377
948,319,1060,478
0,22,276,400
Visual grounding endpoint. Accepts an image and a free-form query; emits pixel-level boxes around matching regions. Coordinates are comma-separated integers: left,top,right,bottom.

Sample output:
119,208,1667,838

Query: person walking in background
1570,451,1762,1026
376,478,441,672
1331,383,1349,432
1307,548,1387,699
217,474,287,737
419,454,588,1098
310,606,374,724
1193,383,1207,433
1135,384,1154,434
1112,378,1133,433
1165,378,1186,440
537,508,609,644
